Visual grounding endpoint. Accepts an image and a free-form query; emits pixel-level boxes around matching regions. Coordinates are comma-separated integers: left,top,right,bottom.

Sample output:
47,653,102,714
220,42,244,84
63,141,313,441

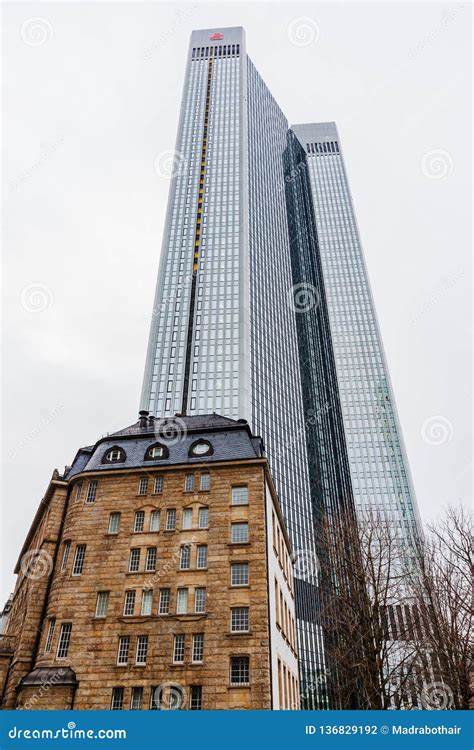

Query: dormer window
189,440,213,457
102,446,125,464
145,443,169,461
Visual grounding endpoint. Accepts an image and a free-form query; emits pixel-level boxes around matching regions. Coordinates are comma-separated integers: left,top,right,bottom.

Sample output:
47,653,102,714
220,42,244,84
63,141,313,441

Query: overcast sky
2,1,471,603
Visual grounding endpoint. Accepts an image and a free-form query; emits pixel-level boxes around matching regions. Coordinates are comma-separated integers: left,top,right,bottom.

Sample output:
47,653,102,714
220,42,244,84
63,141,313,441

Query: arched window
144,443,169,461
102,446,126,464
189,440,213,457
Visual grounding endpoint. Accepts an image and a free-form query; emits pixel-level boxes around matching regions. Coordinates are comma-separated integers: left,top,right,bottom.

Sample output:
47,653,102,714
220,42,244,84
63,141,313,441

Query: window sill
176,567,208,573
227,630,251,637
228,684,250,690
228,542,250,548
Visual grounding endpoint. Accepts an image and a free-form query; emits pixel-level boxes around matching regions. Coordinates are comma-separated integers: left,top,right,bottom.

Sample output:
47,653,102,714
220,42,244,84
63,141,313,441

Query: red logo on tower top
210,32,224,40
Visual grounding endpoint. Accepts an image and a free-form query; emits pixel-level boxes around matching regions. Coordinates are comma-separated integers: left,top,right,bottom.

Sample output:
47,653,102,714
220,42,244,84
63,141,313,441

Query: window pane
198,507,208,528
108,513,121,534
231,486,248,505
184,474,195,492
159,589,170,614
60,541,71,571
154,476,164,494
145,547,157,571
150,510,160,531
230,656,249,685
111,687,124,710
194,587,206,613
190,685,202,710
166,509,176,530
200,473,211,491
231,607,249,632
130,687,143,710
173,634,185,663
57,623,72,658
176,588,188,614
192,633,204,662
231,563,248,586
180,545,191,570
134,511,145,532
138,477,148,496
136,635,148,665
182,508,193,529
231,523,249,543
117,636,130,665
141,590,153,616
72,545,86,575
95,592,109,618
44,618,56,653
129,549,141,572
196,545,207,569
123,591,136,615
86,481,97,504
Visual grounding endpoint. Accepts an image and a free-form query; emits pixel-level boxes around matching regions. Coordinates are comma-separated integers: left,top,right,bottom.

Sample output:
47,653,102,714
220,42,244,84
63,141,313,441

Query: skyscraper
140,26,325,706
141,27,422,707
287,122,421,549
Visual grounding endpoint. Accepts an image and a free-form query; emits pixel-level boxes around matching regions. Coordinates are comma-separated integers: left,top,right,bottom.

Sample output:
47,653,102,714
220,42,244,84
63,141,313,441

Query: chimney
148,415,155,430
138,410,149,429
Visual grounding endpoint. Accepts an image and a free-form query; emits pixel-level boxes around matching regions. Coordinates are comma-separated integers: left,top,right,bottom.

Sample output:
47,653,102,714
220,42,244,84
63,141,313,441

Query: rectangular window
74,482,83,502
72,545,86,576
190,685,202,710
231,607,249,632
158,588,170,615
56,623,72,659
176,588,188,614
231,523,249,544
231,486,248,505
182,508,193,529
231,563,248,587
150,510,160,531
123,590,136,616
136,635,148,665
153,477,164,495
194,587,206,614
129,548,141,572
166,509,176,530
196,545,208,569
200,473,211,491
138,477,148,496
117,636,130,665
108,512,121,534
184,474,195,492
173,634,185,663
141,589,153,616
198,507,208,528
85,481,97,504
111,687,124,710
145,547,157,572
192,633,204,663
230,656,250,686
130,687,143,710
180,545,191,570
95,591,109,618
60,541,71,572
44,618,56,653
134,511,145,532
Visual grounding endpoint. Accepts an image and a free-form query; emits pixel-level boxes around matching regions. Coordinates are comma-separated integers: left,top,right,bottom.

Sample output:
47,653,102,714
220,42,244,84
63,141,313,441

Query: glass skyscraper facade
289,123,421,550
141,28,421,708
141,27,326,707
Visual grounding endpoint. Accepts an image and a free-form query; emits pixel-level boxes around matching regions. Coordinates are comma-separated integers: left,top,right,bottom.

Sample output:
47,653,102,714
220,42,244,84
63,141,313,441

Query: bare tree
410,505,473,710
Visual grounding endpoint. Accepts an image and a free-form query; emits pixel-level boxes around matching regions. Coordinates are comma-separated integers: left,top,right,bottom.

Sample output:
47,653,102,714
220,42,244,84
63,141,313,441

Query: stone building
0,413,299,710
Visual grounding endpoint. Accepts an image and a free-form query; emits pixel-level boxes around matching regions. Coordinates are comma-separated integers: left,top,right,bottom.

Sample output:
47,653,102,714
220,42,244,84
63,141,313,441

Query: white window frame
158,588,170,615
108,512,121,534
72,545,86,576
231,486,248,505
56,623,72,659
95,591,109,618
134,511,145,533
198,507,209,529
176,588,188,614
196,545,208,569
150,509,160,532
